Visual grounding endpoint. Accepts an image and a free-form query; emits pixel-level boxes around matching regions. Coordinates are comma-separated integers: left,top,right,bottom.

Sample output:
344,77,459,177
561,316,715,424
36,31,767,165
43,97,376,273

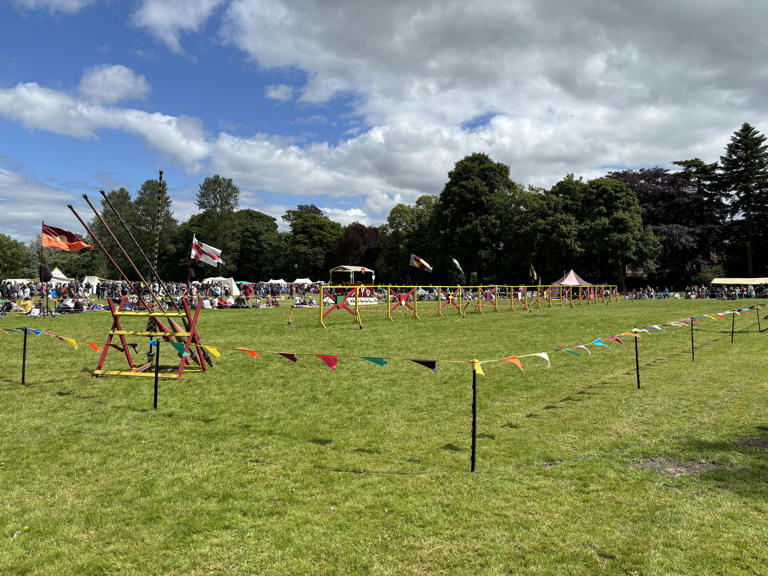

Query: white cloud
264,84,293,101
0,167,83,242
10,0,96,13
132,0,225,54
78,64,150,104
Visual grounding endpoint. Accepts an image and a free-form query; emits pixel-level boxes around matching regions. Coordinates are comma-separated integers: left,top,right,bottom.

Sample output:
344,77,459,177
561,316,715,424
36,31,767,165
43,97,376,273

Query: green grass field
1,299,767,575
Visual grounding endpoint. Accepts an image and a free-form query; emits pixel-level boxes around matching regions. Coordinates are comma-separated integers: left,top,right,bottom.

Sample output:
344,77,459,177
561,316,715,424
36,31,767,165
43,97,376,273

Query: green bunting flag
363,357,388,367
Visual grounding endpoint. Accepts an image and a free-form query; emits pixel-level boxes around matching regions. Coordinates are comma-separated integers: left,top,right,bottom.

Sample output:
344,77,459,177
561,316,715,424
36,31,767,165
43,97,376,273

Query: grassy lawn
1,298,767,575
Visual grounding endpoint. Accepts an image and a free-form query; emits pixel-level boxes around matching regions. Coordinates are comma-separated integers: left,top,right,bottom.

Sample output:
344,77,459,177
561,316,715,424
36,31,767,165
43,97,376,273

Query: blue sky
2,0,768,243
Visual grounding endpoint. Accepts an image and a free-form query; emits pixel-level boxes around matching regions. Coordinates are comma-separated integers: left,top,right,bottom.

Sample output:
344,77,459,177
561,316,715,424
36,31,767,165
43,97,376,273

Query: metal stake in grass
471,367,477,472
153,343,160,410
21,327,28,386
690,316,695,363
634,326,640,388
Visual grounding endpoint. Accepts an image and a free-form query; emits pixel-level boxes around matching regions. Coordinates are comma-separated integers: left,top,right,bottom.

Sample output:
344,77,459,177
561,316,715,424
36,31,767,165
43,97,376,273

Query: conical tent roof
552,269,591,286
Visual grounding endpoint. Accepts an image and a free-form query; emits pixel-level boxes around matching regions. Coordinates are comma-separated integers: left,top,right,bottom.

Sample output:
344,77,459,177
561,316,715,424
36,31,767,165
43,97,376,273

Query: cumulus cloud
0,167,83,241
132,0,225,54
264,84,293,101
6,0,768,238
78,64,150,104
10,0,95,13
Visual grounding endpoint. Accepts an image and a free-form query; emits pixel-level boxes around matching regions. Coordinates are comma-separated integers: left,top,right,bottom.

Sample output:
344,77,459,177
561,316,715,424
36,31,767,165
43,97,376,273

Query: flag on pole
191,235,224,266
410,254,433,273
41,223,92,251
529,263,538,283
451,258,464,275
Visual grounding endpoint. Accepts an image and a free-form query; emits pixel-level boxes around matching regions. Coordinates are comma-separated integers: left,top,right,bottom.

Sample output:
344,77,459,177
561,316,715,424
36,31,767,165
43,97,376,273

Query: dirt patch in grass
734,436,768,450
636,457,723,477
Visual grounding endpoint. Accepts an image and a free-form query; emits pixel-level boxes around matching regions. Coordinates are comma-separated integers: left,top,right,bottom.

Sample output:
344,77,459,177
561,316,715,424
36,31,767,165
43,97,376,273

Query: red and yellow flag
42,224,92,252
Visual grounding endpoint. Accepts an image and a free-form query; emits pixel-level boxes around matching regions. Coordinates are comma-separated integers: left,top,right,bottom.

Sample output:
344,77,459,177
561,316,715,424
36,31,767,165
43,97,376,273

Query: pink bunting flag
574,345,591,355
279,353,298,363
501,356,524,372
608,336,624,345
236,347,259,358
88,342,103,353
317,355,338,370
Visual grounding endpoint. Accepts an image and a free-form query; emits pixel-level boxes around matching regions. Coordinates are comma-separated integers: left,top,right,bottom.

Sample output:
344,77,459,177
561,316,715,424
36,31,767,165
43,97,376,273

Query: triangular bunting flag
279,353,299,363
620,332,641,339
235,347,259,358
591,338,609,348
501,356,524,372
574,345,591,354
170,342,190,357
608,336,624,345
535,352,551,368
363,357,388,367
24,328,42,336
88,342,103,352
558,348,581,357
318,355,338,370
471,359,485,376
0,328,8,334
203,346,221,358
412,359,437,373
632,328,649,334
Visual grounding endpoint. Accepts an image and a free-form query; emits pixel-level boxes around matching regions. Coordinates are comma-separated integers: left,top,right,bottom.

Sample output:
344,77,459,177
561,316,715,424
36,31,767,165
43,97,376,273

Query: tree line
1,122,766,288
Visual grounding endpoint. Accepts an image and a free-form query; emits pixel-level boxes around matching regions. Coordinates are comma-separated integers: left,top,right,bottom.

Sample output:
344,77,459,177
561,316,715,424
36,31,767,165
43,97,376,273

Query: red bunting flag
235,347,259,358
317,355,338,370
279,353,298,363
88,342,103,352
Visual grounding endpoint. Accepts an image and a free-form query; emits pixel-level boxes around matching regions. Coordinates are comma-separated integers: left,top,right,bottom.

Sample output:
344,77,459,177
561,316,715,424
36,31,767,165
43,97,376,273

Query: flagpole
40,220,46,319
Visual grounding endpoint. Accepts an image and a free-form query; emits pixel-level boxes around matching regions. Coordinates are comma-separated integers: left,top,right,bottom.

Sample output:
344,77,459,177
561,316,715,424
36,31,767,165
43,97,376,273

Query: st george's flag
410,253,433,273
41,223,93,251
191,235,225,266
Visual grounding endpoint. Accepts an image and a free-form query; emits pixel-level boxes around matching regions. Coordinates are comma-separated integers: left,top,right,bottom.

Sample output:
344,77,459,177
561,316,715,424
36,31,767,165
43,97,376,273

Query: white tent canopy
711,277,768,285
552,269,592,286
202,276,240,296
292,278,313,285
49,267,73,285
266,278,287,285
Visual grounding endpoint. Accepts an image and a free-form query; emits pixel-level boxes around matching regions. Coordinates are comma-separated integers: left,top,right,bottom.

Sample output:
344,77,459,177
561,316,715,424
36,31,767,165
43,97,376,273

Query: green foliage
718,122,768,275
195,175,241,275
133,179,178,280
89,187,140,280
282,204,324,227
0,234,28,278
287,213,343,279
376,196,437,283
434,153,520,283
233,209,282,281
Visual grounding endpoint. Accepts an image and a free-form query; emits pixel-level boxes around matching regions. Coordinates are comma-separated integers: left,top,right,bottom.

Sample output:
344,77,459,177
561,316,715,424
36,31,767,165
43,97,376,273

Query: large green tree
0,234,29,279
550,175,660,288
195,175,241,274
233,209,283,281
89,187,140,279
133,178,178,280
434,153,520,283
718,122,768,275
285,212,343,280
376,195,438,283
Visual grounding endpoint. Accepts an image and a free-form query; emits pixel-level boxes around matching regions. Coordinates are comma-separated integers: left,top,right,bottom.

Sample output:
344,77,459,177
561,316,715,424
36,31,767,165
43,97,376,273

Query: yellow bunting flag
501,356,524,372
471,359,484,376
203,346,221,358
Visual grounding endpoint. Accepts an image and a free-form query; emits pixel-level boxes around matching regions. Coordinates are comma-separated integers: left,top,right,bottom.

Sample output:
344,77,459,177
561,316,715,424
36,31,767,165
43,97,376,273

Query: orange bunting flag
501,356,524,372
88,342,103,352
279,353,298,363
235,347,259,358
0,328,8,334
620,332,641,338
317,355,338,370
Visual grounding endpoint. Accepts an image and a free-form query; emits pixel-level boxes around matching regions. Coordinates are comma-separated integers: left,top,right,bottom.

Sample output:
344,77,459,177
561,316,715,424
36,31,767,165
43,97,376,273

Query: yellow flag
62,337,78,349
203,346,221,358
471,359,485,376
